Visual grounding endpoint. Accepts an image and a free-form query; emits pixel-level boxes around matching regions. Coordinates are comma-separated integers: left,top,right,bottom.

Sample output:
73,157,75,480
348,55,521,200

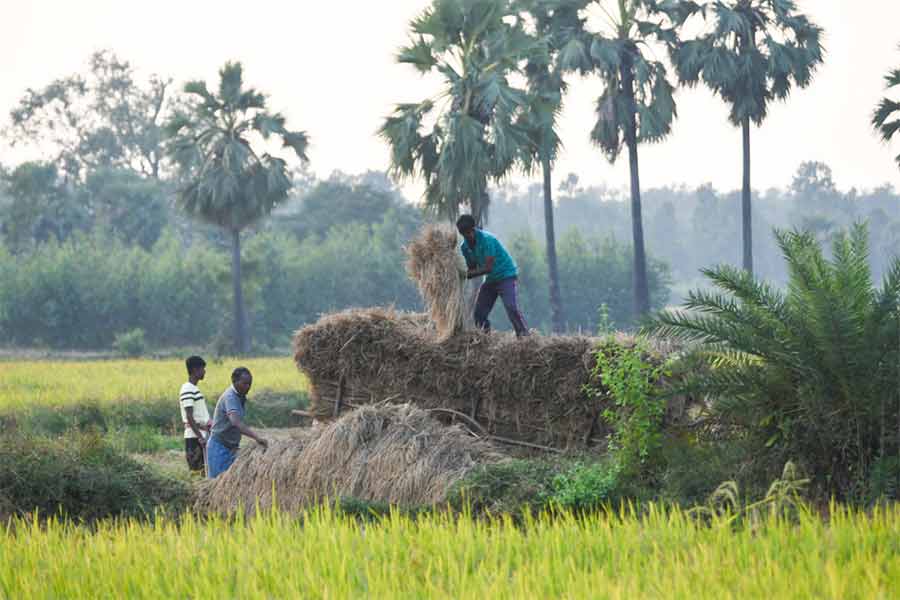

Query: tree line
0,178,670,348
3,1,900,353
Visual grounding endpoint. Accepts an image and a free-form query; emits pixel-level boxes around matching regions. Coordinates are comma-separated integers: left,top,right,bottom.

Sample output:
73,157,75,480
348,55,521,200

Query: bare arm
467,255,496,279
227,412,268,447
184,406,205,444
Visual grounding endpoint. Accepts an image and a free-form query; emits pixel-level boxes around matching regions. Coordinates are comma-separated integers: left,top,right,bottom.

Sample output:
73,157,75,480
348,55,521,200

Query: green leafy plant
596,303,615,335
650,224,900,500
587,339,667,477
547,461,621,510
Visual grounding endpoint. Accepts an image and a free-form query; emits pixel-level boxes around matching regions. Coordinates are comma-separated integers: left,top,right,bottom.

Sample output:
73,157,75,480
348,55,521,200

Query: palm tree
667,0,824,275
378,0,536,224
649,224,900,499
516,0,585,333
873,57,900,168
165,62,309,354
554,0,678,320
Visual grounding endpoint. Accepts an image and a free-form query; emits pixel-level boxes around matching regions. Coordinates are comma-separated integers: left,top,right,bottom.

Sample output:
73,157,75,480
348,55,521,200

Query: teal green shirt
460,229,518,284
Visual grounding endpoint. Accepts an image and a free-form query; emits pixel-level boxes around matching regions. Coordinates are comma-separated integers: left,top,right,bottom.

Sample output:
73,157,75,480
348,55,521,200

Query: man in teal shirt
457,214,529,337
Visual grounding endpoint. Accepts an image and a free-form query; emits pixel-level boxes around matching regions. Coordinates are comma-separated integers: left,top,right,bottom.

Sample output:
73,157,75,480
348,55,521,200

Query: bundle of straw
406,224,467,339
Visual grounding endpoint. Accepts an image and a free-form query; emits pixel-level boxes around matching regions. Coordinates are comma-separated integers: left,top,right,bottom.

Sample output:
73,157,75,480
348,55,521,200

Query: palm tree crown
873,58,900,168
379,0,538,223
166,62,309,232
669,0,824,127
556,0,678,161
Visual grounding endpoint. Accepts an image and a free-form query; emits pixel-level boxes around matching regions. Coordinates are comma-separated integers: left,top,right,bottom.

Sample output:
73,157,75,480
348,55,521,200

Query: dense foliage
652,224,900,500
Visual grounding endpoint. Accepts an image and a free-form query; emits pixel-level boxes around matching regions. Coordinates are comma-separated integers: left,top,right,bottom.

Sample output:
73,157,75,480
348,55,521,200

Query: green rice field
1,504,897,599
0,357,305,413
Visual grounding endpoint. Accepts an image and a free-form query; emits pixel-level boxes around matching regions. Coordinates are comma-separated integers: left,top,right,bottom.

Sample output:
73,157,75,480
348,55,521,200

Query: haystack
293,307,674,450
194,404,501,516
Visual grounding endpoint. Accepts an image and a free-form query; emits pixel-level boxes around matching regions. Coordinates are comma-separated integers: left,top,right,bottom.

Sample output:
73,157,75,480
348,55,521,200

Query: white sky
1,0,899,195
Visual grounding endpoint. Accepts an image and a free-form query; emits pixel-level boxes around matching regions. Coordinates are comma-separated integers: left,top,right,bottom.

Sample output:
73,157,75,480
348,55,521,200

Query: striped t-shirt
179,382,210,439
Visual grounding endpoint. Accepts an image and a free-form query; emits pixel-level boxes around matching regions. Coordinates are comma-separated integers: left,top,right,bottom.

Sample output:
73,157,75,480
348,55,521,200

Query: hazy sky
2,0,899,196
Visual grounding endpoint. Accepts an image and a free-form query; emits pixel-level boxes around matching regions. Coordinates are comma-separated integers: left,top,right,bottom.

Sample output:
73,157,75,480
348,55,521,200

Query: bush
587,340,668,479
113,328,147,357
0,431,190,521
0,229,224,348
547,461,622,510
449,458,627,516
651,224,900,501
659,437,756,506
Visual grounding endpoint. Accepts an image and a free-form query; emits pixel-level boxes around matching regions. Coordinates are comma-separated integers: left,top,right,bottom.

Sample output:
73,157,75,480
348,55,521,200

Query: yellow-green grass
0,358,306,413
1,504,897,599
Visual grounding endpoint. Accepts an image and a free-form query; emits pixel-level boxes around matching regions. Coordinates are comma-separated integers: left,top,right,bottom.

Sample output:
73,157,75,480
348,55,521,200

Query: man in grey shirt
206,366,269,478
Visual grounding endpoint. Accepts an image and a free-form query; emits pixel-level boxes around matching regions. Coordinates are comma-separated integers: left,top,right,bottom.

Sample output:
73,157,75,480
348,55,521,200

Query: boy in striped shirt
179,355,212,472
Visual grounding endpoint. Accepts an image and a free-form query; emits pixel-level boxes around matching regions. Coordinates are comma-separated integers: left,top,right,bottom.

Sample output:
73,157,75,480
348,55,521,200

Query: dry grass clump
405,224,467,339
194,404,501,516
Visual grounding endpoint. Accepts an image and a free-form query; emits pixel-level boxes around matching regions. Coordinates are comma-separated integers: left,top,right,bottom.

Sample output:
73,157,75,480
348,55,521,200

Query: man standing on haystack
457,214,529,337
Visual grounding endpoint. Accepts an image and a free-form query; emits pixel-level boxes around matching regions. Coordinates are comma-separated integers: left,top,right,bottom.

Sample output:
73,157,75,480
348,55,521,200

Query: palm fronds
873,55,900,168
379,0,537,221
648,224,900,499
164,62,308,231
665,0,824,127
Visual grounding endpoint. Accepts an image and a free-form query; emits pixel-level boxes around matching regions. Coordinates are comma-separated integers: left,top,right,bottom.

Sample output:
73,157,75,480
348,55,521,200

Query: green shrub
0,431,190,521
651,224,900,501
113,328,147,357
0,230,224,348
586,340,667,478
547,461,621,510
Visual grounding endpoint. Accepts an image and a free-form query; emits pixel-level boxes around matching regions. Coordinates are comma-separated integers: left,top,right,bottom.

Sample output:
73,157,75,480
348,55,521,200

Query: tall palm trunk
621,60,650,319
542,156,564,333
231,228,250,354
742,117,753,274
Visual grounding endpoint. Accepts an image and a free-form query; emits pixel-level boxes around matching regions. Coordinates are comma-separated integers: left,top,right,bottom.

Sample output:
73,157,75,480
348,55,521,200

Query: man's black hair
456,214,476,232
231,366,252,384
185,355,206,375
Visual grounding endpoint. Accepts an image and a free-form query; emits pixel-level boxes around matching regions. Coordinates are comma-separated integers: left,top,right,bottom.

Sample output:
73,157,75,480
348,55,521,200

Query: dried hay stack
405,224,467,339
194,404,501,516
292,308,664,450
